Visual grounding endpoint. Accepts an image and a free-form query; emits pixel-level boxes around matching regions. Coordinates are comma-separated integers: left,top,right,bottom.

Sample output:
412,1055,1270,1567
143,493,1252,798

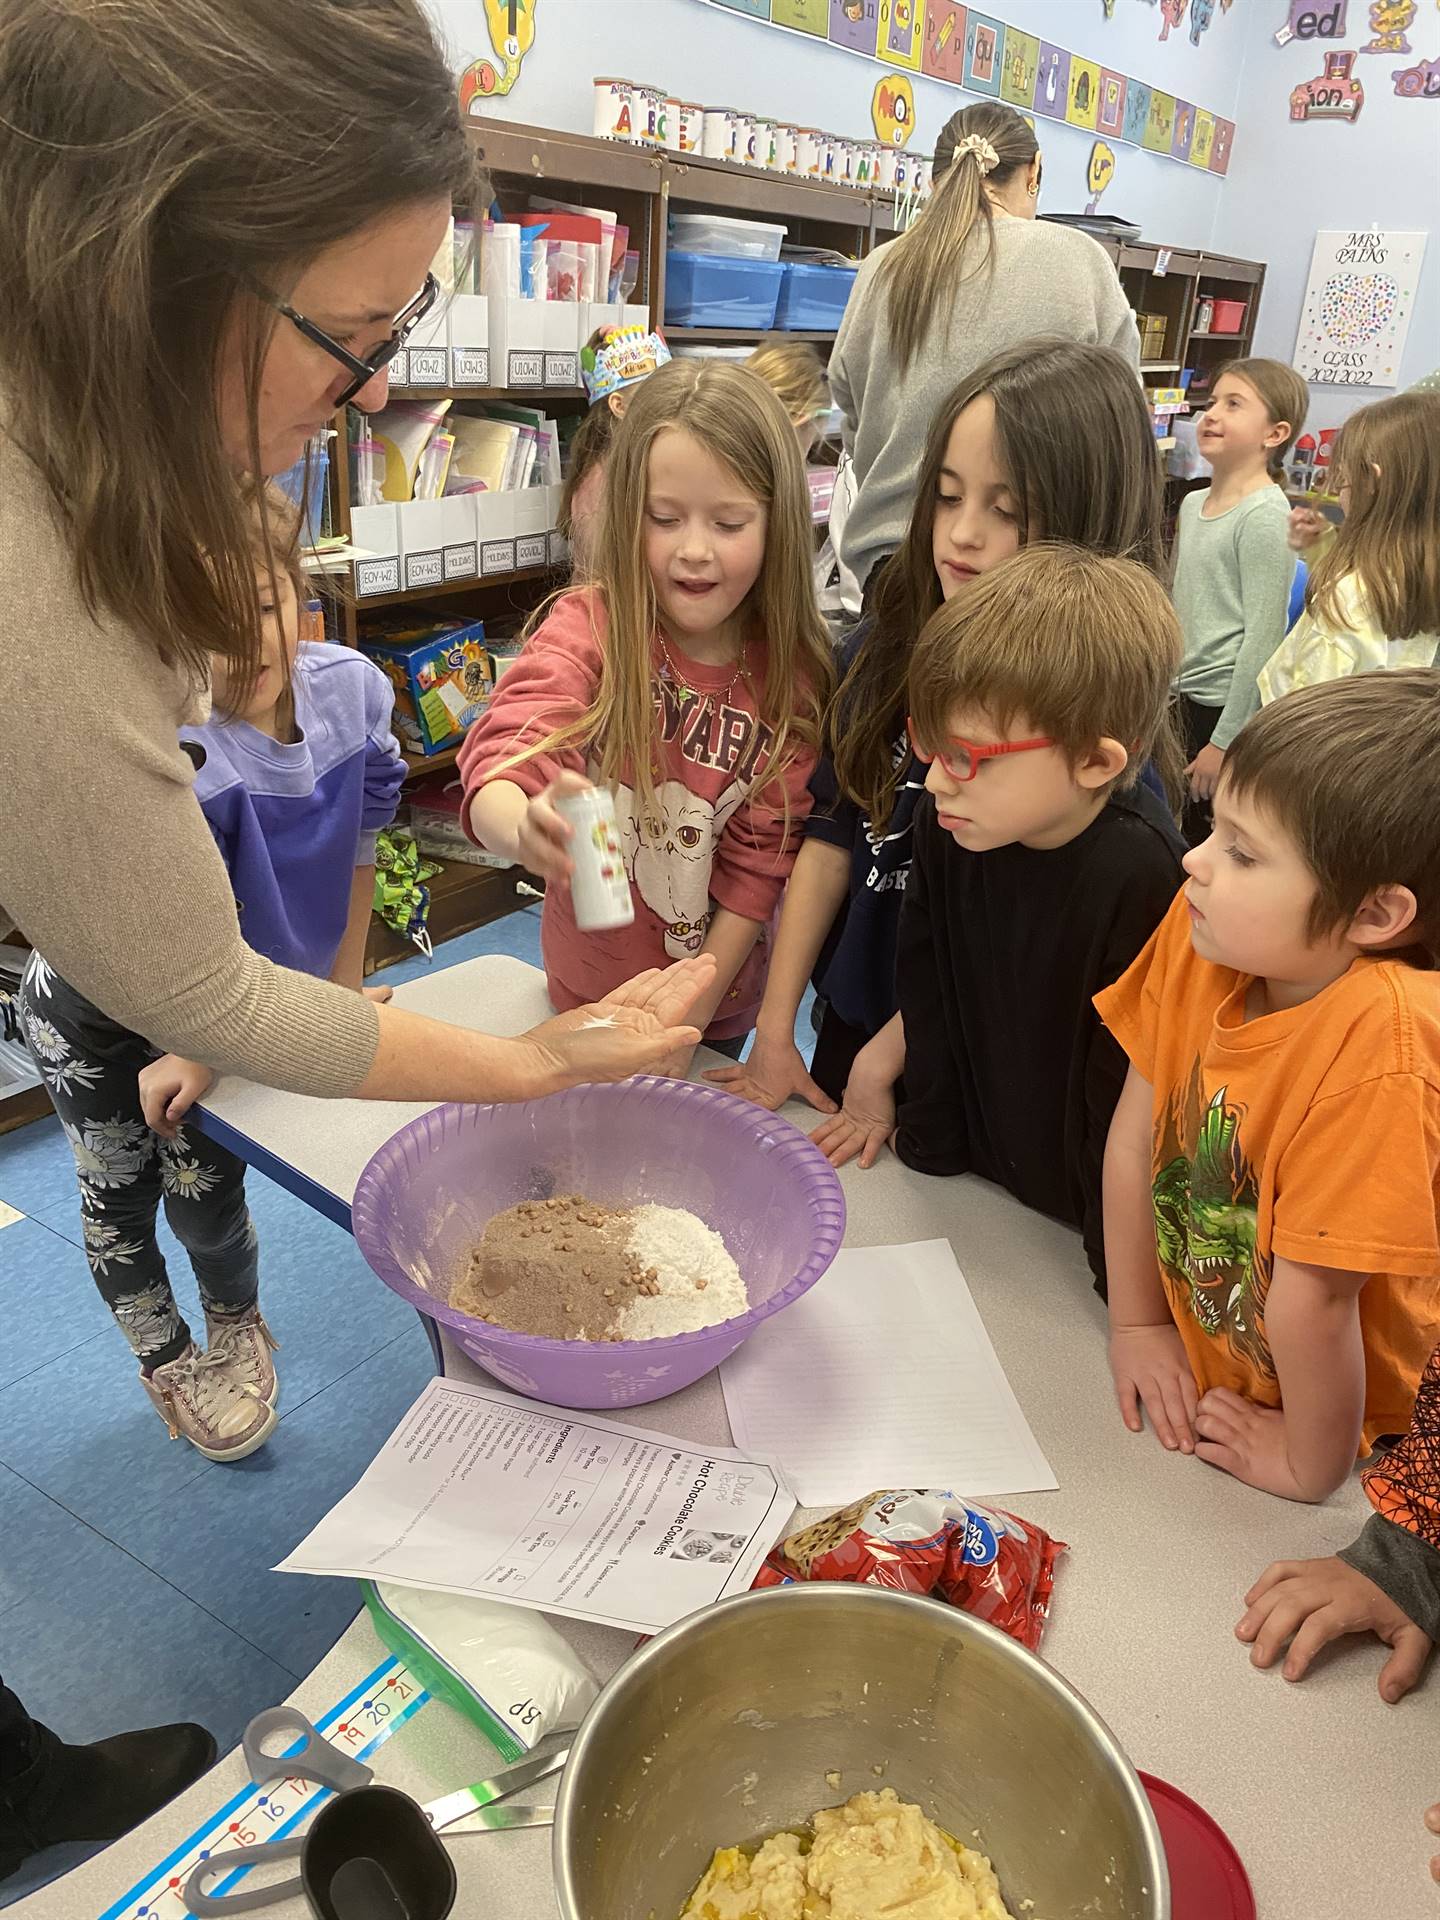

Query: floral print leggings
19,954,259,1371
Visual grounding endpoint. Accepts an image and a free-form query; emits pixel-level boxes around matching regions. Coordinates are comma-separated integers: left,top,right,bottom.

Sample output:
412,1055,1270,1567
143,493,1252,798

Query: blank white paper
720,1239,1057,1506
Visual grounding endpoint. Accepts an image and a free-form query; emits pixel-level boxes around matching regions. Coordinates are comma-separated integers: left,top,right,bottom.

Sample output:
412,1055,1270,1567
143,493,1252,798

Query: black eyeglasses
254,272,440,407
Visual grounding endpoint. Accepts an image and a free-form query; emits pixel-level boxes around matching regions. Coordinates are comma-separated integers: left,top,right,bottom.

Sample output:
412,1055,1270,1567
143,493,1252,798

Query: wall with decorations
1214,3,1439,430
429,0,1250,243
429,0,1436,424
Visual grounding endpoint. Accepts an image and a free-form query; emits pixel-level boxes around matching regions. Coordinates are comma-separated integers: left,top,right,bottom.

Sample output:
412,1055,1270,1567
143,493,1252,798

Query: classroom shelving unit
326,119,1265,974
0,124,1269,1132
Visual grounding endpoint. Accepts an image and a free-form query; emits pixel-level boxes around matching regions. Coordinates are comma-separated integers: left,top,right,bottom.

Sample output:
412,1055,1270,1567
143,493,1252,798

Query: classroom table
22,955,1434,1920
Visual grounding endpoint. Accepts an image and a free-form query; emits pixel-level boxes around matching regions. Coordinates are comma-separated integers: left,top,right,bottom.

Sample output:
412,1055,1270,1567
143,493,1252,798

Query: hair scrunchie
953,132,1000,175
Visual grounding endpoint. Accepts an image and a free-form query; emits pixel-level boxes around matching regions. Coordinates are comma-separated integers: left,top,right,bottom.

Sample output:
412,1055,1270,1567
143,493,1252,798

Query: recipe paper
276,1378,794,1635
720,1240,1057,1506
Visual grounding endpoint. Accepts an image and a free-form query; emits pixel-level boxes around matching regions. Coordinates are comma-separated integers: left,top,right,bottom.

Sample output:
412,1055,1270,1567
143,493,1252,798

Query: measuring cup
183,1706,563,1918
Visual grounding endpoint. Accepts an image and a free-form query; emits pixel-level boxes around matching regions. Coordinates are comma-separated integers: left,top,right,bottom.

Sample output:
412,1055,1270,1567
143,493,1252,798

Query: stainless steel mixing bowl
553,1584,1168,1919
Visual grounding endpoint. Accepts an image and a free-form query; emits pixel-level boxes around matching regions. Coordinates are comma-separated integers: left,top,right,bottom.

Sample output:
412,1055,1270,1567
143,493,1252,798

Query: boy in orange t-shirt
1095,670,1440,1503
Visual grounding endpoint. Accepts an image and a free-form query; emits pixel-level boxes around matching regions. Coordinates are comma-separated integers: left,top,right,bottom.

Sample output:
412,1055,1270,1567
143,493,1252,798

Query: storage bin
1208,297,1247,334
774,260,857,330
669,213,787,260
663,251,783,329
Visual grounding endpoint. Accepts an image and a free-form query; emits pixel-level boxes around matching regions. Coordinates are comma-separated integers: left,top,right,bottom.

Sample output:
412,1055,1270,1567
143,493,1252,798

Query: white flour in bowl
619,1204,748,1339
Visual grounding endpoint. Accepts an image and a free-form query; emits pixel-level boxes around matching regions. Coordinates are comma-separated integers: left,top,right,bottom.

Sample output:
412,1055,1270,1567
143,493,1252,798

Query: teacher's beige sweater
0,424,379,1095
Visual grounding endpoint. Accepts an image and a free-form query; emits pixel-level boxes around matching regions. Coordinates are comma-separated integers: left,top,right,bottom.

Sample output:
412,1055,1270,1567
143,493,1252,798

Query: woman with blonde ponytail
829,101,1140,599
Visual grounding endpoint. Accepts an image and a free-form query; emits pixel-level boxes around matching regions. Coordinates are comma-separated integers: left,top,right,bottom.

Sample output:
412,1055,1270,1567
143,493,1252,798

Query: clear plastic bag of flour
363,1581,601,1763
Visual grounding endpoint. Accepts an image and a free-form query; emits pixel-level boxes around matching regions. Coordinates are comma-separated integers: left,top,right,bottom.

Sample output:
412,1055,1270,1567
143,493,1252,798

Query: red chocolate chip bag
752,1489,1065,1652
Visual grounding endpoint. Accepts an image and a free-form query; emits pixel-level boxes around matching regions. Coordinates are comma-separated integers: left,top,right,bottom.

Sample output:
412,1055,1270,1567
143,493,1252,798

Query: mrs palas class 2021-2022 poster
1294,228,1427,387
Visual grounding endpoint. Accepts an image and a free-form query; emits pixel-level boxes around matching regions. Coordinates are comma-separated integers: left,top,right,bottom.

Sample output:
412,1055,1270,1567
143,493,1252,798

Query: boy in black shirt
812,545,1186,1292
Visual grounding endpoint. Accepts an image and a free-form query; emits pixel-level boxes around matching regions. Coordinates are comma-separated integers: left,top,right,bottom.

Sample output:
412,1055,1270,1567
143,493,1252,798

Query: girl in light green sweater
1170,357,1307,844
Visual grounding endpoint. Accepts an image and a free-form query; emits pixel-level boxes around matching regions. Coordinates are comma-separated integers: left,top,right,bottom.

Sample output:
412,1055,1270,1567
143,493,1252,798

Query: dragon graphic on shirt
1152,1062,1274,1384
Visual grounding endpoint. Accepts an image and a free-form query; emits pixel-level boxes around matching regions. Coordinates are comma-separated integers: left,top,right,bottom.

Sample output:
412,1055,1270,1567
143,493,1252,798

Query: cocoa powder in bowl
452,1195,659,1342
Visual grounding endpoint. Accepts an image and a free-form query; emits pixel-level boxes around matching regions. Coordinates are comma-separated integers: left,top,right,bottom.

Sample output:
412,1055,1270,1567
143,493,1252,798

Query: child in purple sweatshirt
19,487,404,1462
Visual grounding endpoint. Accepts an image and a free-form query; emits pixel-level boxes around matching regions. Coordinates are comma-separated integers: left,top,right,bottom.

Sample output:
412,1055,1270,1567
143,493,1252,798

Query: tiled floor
0,907,814,1902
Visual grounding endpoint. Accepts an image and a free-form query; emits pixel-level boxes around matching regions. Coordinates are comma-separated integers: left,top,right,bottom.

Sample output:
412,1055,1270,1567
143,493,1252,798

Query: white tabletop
23,956,1434,1920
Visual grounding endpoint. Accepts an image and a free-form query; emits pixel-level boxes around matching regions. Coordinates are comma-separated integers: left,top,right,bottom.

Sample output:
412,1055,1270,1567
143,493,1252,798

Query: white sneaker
205,1306,280,1409
140,1343,277,1462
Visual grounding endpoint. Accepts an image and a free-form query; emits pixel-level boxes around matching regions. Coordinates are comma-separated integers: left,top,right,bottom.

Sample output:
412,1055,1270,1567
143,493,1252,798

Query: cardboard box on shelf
361,618,493,757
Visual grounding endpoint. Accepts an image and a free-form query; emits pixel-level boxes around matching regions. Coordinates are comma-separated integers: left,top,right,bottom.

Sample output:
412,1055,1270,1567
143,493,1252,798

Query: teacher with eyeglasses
0,0,712,1875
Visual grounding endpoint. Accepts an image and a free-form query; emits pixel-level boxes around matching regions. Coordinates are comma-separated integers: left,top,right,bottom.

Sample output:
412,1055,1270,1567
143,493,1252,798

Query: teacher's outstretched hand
522,958,716,1091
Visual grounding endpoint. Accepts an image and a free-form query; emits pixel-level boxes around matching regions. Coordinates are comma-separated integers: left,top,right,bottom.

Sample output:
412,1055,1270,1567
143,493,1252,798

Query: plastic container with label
591,76,634,142
664,251,785,329
673,100,704,153
774,261,859,330
701,107,737,161
555,787,635,932
669,212,787,261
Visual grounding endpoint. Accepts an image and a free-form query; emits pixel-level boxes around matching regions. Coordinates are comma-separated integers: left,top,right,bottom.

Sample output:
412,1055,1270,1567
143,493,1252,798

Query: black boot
0,1719,217,1881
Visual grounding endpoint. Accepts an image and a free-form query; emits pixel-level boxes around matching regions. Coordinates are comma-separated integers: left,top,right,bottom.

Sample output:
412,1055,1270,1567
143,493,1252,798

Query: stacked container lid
664,213,788,329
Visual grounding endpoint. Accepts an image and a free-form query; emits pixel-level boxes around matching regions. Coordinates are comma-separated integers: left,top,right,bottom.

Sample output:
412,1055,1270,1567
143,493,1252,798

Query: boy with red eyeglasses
811,544,1186,1297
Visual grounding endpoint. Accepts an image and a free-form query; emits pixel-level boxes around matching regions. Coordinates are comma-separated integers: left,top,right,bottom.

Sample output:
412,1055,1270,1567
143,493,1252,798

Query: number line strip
97,1655,432,1920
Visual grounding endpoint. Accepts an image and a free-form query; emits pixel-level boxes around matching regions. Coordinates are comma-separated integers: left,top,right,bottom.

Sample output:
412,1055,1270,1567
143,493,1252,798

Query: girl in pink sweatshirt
461,358,834,1052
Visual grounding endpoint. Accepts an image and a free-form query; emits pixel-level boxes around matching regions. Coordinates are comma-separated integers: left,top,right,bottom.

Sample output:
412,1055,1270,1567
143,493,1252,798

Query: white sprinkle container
555,788,635,932
636,84,662,145
675,99,703,153
774,123,798,171
912,152,931,199
794,127,822,175
734,111,757,166
754,117,779,170
592,77,634,143
654,93,670,147
700,107,737,161
876,145,899,191
820,133,839,182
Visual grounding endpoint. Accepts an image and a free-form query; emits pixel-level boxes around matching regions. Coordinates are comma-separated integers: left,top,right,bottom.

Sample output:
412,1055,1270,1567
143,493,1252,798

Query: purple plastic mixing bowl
350,1078,847,1409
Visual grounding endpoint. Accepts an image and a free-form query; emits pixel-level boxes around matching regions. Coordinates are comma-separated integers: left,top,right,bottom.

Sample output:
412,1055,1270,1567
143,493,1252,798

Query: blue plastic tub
774,261,858,331
664,250,783,329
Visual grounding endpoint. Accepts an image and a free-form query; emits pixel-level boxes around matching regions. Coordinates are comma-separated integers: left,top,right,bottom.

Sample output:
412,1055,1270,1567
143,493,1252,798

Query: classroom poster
1171,98,1196,159
829,0,877,52
1190,106,1216,167
1033,43,1070,117
1000,25,1039,105
963,9,1004,91
1293,228,1428,386
877,0,924,67
1067,55,1101,128
689,0,1239,174
772,0,829,31
1122,78,1153,144
1097,68,1128,133
922,0,968,82
1143,88,1176,150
